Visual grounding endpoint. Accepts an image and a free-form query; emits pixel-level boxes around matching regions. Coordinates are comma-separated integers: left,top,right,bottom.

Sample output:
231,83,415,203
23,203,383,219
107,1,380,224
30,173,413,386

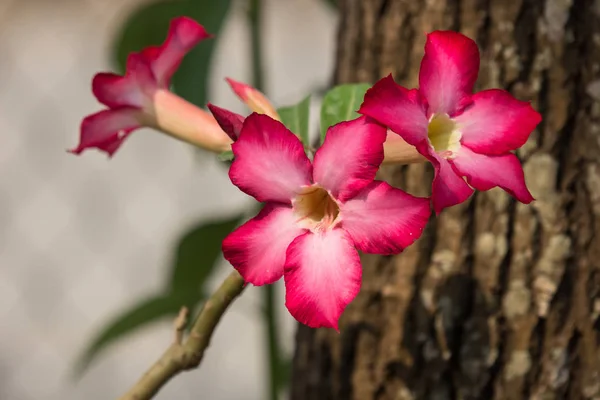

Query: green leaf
319,83,371,144
167,215,243,296
113,0,233,106
74,293,196,377
73,215,242,377
173,1,232,107
322,0,338,9
218,150,234,161
277,355,293,390
278,95,311,146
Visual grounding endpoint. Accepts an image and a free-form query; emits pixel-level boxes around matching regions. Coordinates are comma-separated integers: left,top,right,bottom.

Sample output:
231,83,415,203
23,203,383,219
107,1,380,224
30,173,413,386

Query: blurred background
0,0,337,399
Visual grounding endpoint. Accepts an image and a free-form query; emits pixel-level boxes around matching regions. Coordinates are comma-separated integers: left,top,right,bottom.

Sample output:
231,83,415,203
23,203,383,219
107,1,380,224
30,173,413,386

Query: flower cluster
70,17,275,157
75,19,541,330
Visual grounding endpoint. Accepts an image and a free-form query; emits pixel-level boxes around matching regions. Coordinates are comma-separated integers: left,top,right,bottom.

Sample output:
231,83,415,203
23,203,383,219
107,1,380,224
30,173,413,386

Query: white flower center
427,113,461,158
293,185,340,232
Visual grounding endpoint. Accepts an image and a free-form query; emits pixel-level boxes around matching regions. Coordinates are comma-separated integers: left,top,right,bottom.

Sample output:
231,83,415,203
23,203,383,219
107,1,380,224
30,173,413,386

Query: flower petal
92,54,155,108
207,103,245,141
419,31,480,116
451,146,534,203
226,77,279,120
69,108,142,156
455,89,542,154
422,144,473,214
359,75,429,146
230,113,312,204
284,230,361,329
341,181,430,254
143,17,211,88
313,116,386,201
222,204,306,286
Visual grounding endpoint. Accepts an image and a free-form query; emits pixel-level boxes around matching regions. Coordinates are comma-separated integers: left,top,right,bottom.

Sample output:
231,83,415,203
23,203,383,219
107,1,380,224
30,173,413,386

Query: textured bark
290,0,600,399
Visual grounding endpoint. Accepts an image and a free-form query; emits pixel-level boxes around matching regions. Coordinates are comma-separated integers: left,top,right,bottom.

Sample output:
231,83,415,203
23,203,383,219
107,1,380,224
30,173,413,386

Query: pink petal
230,113,312,204
225,77,279,119
144,17,211,88
69,108,142,156
313,116,386,201
451,146,534,203
419,31,480,116
92,54,156,108
421,144,473,214
359,75,429,147
340,181,431,254
207,103,245,141
284,230,361,329
222,204,306,286
455,89,542,154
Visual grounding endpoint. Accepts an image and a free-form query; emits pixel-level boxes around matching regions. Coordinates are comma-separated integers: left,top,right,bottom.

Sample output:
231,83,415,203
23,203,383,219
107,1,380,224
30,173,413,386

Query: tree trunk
290,0,600,399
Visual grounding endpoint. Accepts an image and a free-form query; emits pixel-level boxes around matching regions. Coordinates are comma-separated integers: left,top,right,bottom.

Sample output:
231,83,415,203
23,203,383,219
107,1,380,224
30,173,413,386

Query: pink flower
226,77,280,120
359,31,542,214
207,103,245,141
70,17,232,156
222,113,431,329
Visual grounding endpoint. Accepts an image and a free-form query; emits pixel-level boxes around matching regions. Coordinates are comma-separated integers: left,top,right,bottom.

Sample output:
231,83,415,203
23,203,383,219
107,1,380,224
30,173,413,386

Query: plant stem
249,0,264,93
117,271,246,400
264,285,280,400
248,1,283,400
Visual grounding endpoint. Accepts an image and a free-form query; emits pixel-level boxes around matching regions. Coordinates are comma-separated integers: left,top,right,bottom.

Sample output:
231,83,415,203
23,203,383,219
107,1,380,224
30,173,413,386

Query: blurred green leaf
322,0,338,9
277,355,293,391
74,214,242,377
168,215,243,295
218,150,234,161
319,83,371,144
74,293,195,376
113,0,233,106
278,95,311,146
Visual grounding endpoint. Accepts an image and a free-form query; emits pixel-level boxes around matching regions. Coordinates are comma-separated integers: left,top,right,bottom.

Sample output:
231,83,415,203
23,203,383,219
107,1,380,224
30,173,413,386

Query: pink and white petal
359,75,429,147
455,89,542,154
313,116,386,201
69,108,143,156
230,113,312,204
452,146,534,204
421,143,474,214
92,73,145,108
419,31,480,116
340,181,431,254
147,17,210,88
207,103,245,141
284,230,361,330
222,204,306,286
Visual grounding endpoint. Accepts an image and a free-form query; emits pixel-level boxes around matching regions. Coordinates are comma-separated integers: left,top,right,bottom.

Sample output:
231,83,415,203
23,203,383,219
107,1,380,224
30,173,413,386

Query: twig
173,307,188,345
117,271,246,400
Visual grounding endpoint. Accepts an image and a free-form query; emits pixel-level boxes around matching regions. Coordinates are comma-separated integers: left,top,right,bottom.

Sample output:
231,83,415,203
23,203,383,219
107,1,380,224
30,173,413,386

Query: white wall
0,0,337,398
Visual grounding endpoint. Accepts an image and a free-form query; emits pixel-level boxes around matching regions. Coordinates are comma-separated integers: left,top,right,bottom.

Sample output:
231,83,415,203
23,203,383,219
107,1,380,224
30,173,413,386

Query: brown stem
117,271,246,400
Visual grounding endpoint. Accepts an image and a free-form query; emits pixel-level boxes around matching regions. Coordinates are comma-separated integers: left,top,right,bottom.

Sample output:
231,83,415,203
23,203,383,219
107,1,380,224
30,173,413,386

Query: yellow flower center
427,113,461,158
293,185,340,231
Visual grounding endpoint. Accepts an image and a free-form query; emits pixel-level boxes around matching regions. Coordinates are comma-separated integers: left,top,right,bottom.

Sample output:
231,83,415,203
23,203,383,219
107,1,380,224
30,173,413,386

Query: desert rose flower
222,113,430,329
226,77,280,120
359,31,542,214
207,103,245,141
70,17,232,156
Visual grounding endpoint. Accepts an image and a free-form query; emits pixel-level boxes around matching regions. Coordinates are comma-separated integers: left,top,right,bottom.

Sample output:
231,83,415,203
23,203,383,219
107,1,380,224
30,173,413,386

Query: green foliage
74,294,190,376
278,95,311,146
218,150,234,162
322,0,338,9
74,214,242,377
113,0,233,107
319,83,371,144
167,217,241,295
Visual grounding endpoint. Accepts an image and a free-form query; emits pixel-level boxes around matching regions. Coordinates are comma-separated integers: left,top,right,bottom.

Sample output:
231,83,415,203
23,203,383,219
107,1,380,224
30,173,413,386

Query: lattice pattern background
0,0,336,398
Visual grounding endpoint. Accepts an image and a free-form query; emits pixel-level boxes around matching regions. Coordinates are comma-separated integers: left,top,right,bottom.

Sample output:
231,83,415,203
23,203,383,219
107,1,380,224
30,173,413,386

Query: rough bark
291,0,600,399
